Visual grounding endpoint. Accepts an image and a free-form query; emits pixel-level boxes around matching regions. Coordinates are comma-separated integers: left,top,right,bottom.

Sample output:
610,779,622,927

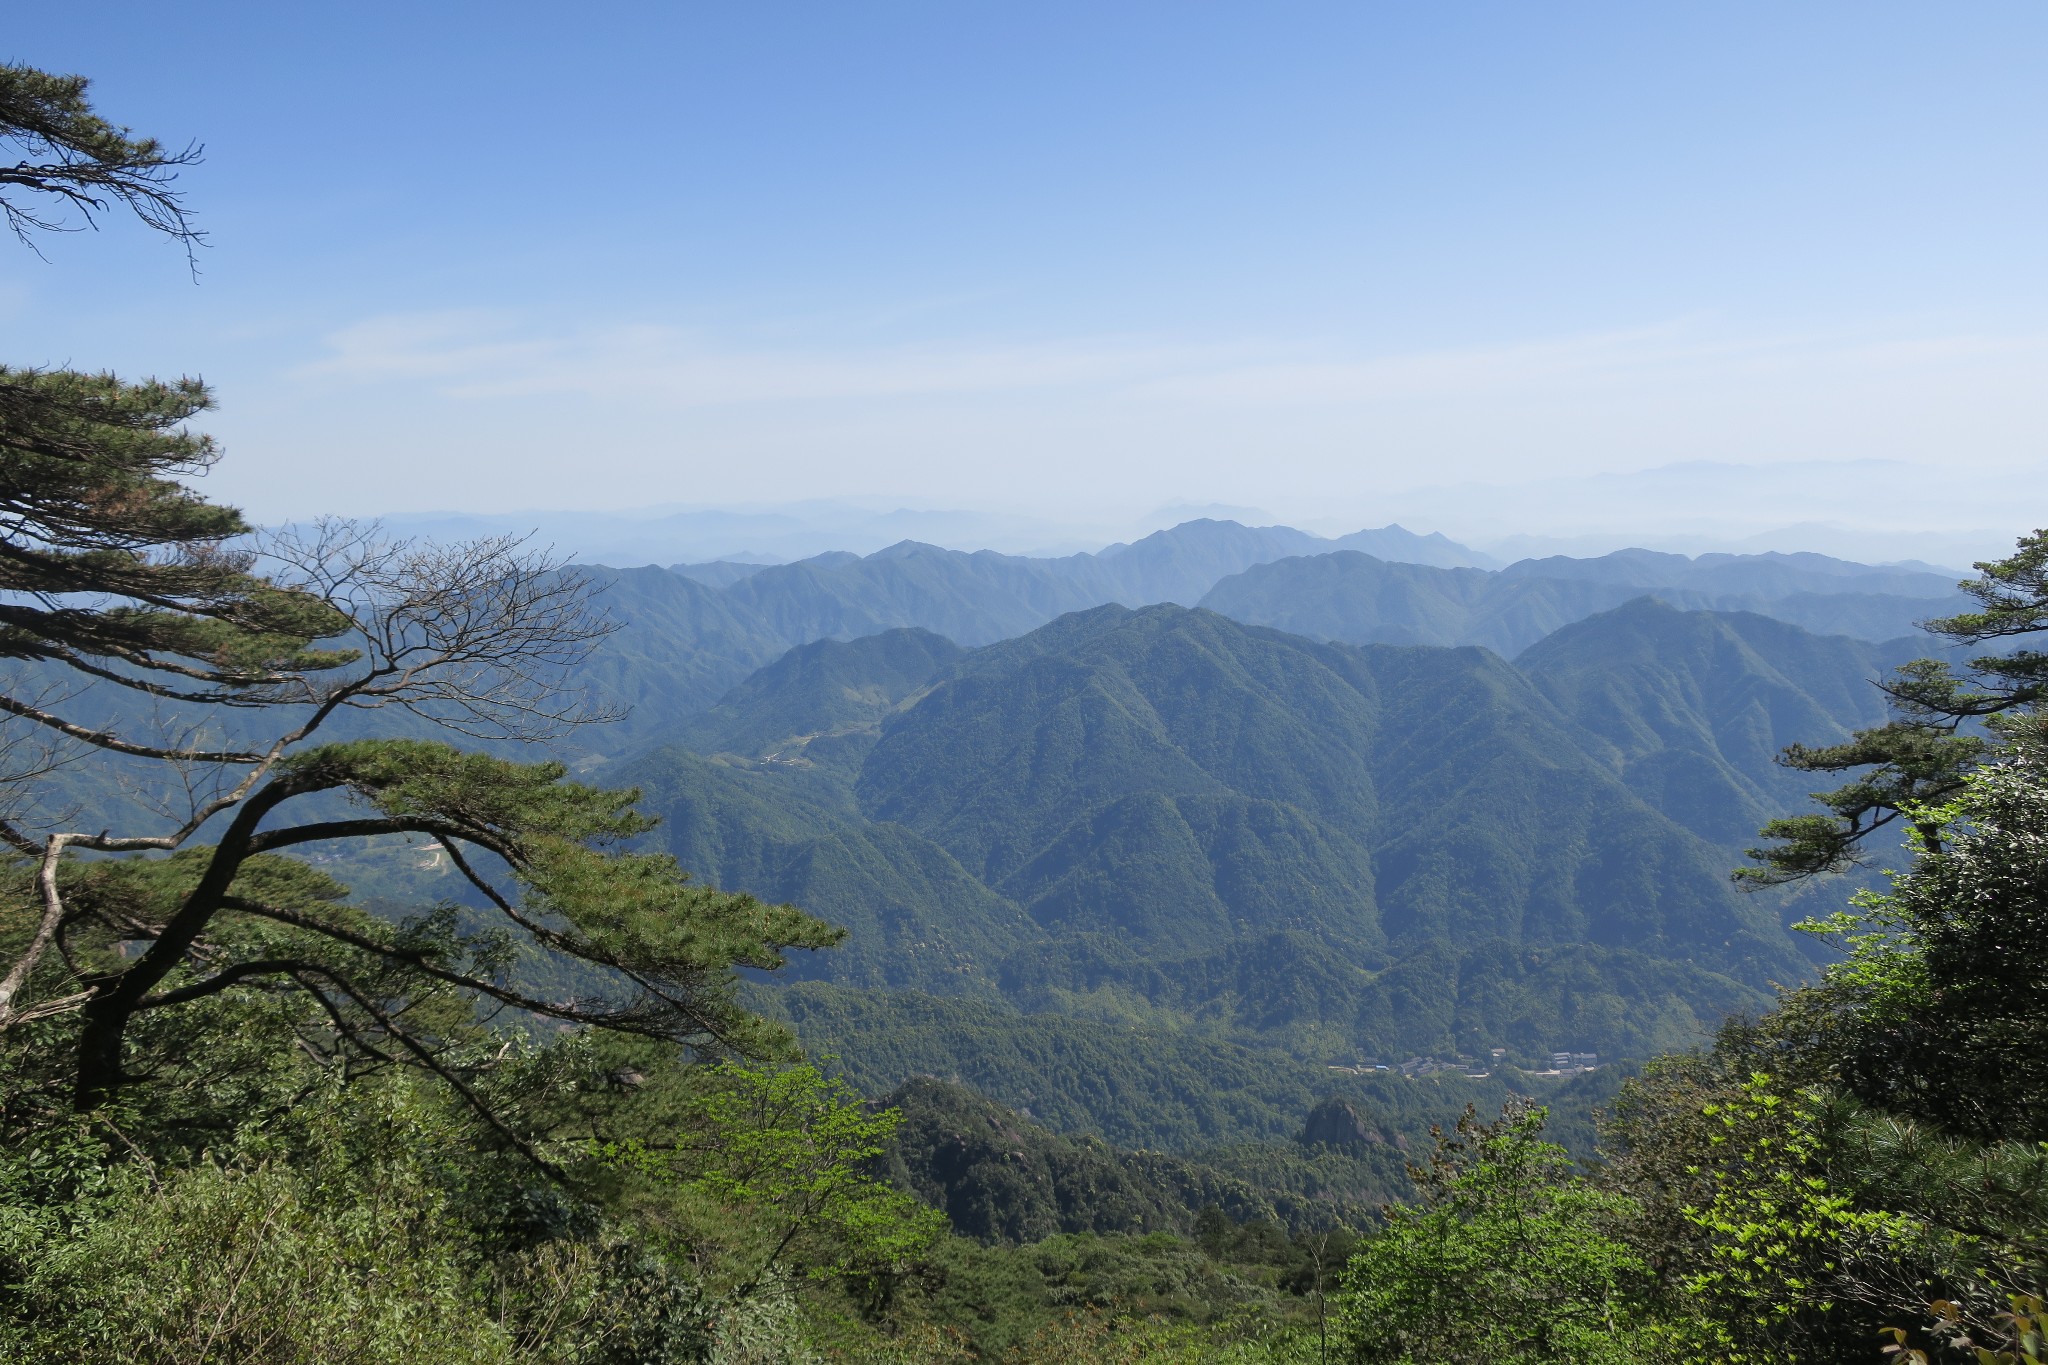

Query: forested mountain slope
875,1074,1398,1238
613,604,1845,1073
1518,599,1921,844
674,626,966,770
762,983,1622,1156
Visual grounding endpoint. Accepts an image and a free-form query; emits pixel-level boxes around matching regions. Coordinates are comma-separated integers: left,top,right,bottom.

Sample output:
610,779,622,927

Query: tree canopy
1742,529,2048,884
0,63,202,255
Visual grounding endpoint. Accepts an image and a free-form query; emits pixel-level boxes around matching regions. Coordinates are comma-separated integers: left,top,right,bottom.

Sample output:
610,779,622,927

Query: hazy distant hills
563,519,1966,756
568,520,1490,745
1197,548,1967,657
674,518,1492,595
605,598,1908,1074
1496,546,1960,596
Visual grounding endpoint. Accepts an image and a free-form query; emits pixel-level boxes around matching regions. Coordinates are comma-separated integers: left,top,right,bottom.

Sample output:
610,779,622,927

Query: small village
1327,1048,1601,1081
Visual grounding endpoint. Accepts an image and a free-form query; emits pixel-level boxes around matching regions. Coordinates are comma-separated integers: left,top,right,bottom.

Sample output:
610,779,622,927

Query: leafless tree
0,60,836,1137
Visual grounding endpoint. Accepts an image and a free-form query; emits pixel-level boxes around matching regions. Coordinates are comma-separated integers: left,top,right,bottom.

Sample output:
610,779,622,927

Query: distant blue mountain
567,521,1966,761
1198,549,1966,657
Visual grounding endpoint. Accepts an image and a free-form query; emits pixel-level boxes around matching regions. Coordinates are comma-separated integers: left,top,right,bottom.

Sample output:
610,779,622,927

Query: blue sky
6,3,2044,557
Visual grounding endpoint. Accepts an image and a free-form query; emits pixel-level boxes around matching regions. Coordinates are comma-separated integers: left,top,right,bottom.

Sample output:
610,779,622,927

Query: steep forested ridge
1518,599,1922,843
608,600,1889,1082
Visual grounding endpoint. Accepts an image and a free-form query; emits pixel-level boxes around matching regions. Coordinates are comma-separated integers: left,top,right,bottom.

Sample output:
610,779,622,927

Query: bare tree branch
0,832,80,1026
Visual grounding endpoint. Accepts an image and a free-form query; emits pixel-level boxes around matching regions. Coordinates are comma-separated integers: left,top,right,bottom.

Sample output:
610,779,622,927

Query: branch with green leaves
1741,529,2048,886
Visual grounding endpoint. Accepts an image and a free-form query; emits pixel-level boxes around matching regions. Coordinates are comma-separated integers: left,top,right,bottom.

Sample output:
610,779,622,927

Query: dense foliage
1334,1103,1656,1365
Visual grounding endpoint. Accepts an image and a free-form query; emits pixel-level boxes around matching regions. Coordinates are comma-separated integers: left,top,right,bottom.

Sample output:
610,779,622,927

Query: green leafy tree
597,1063,945,1308
0,1061,721,1365
1607,740,2048,1361
1799,740,2048,1140
1332,1101,1657,1365
1667,1073,1923,1364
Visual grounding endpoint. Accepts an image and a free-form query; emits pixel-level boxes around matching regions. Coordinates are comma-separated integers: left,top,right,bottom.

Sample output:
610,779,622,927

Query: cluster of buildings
1326,1047,1600,1080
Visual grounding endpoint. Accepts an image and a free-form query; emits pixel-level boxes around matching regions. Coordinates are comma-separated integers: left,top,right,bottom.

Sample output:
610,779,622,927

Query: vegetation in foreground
4,60,2047,1363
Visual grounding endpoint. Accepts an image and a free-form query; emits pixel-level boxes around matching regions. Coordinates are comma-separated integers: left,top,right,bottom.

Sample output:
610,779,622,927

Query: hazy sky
7,3,2044,554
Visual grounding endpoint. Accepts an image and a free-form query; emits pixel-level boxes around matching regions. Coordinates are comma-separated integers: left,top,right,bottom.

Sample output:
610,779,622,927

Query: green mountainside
876,1076,1329,1241
624,747,1032,992
870,1074,1545,1244
1518,598,1922,844
609,601,1880,1106
767,982,1620,1156
852,606,1787,979
674,626,967,771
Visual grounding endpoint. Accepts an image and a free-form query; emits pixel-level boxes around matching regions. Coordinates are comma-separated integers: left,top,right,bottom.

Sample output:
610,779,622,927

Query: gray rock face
1299,1097,1380,1151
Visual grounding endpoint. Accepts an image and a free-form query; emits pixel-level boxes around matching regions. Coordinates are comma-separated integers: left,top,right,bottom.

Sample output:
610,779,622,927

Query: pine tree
1742,528,2048,883
0,65,843,1130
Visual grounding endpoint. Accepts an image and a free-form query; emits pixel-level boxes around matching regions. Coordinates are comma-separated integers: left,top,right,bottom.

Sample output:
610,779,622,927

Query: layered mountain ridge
567,518,1967,757
25,509,1944,1153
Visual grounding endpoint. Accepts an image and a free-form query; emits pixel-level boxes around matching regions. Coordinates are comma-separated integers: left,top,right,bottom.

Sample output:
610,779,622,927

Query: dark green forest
5,63,2047,1364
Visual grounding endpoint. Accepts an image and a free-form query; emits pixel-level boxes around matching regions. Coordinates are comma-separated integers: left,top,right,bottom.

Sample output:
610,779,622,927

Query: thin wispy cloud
1137,323,2048,405
299,311,1223,406
298,309,2048,416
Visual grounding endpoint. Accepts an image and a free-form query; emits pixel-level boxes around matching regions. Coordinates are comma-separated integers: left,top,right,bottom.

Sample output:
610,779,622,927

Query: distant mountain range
1200,545,1962,656
561,518,1966,758
676,518,1494,595
375,502,1495,569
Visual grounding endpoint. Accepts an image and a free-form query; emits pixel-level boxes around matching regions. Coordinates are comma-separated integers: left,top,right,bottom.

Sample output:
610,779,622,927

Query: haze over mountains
367,465,2018,571
560,517,1966,758
387,514,1961,1146
46,513,1952,1150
